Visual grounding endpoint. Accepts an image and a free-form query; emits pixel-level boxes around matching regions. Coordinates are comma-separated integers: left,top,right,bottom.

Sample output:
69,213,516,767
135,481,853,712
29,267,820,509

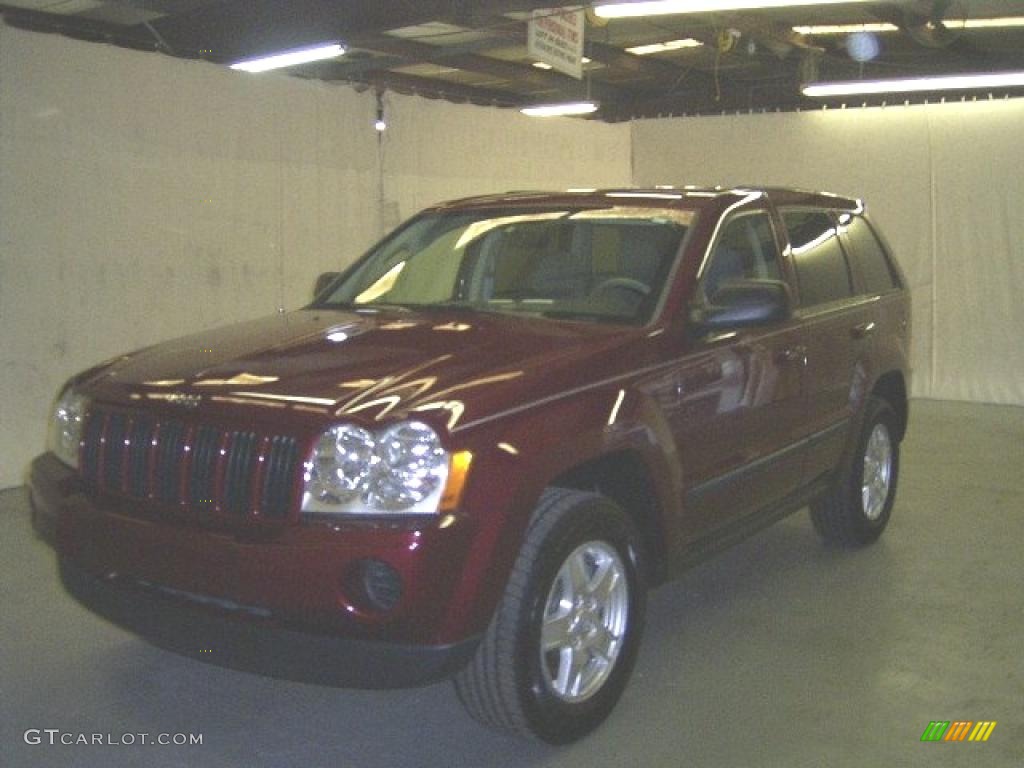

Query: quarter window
783,210,853,307
702,212,782,301
843,215,899,294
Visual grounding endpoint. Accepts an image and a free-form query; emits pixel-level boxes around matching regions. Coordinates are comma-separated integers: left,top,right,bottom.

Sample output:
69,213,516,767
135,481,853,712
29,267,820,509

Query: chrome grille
80,407,299,520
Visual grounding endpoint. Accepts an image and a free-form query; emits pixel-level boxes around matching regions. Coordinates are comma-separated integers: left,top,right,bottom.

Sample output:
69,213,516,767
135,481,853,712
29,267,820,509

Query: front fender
436,381,681,641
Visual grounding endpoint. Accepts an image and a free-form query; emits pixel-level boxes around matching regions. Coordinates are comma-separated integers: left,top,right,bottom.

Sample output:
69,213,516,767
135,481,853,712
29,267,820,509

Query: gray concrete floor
1,399,1021,768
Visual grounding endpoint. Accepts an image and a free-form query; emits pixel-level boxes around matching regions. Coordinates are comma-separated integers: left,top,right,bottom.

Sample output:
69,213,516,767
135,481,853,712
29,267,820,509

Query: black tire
810,396,900,547
454,487,646,744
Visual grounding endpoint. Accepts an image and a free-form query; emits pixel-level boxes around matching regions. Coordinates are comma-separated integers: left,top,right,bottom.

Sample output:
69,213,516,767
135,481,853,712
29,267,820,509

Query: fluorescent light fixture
626,38,703,55
793,23,897,35
960,16,1024,29
230,43,345,73
534,58,590,68
594,0,873,19
803,71,1024,97
794,17,1024,35
520,101,599,117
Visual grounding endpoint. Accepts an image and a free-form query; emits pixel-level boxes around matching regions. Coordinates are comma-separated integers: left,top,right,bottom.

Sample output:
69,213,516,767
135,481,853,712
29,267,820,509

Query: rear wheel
455,488,646,743
810,396,900,547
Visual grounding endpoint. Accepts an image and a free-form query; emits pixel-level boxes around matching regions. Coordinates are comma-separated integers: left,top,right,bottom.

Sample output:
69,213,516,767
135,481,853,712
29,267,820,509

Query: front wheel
810,396,901,547
455,488,646,743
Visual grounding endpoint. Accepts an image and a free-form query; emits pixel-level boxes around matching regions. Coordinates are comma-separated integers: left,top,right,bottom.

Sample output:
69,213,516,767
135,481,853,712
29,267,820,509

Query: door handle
777,345,807,364
850,321,876,339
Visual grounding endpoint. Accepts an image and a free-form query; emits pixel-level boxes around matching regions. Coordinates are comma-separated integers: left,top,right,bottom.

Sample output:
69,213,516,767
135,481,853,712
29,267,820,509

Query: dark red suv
30,187,910,743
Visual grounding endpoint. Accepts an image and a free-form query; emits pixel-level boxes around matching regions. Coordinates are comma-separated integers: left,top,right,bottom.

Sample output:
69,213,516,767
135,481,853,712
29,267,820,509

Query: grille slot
189,426,220,508
81,412,105,485
156,421,186,504
80,406,299,521
262,436,299,519
224,431,258,515
127,417,155,497
102,412,128,490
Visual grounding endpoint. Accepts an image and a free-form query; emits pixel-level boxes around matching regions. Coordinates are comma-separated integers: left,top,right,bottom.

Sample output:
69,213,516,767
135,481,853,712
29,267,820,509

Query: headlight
302,421,450,516
48,388,88,469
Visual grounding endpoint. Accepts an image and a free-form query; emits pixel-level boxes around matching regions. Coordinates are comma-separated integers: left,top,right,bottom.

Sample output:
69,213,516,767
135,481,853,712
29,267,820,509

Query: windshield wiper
540,309,636,325
400,301,504,315
315,301,413,312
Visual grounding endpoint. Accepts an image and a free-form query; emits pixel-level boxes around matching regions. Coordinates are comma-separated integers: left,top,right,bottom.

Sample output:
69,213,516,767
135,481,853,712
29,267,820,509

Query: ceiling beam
345,33,627,101
599,58,807,120
600,89,807,121
711,15,822,57
867,4,1020,72
467,16,711,85
814,45,1024,81
322,54,409,78
309,67,523,108
433,13,723,111
0,4,165,51
326,35,504,79
136,0,584,62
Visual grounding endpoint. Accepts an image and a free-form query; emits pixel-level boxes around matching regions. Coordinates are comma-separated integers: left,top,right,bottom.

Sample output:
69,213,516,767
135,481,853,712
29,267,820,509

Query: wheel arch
870,370,908,441
552,450,669,586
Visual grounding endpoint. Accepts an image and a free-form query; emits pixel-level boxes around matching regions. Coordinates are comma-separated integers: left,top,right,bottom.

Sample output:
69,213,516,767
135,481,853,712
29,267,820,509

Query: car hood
79,308,646,433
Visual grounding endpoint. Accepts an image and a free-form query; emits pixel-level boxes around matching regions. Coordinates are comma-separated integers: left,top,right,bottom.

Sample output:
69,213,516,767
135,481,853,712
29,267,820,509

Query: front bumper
57,557,477,688
29,453,482,686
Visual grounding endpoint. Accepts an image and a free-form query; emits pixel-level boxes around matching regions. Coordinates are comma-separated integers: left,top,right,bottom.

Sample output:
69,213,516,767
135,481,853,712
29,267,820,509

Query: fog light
354,559,402,612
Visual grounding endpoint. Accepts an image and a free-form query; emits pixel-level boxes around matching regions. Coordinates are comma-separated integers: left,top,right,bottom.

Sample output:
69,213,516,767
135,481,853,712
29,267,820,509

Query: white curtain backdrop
632,101,1024,406
2,18,1020,492
0,23,631,488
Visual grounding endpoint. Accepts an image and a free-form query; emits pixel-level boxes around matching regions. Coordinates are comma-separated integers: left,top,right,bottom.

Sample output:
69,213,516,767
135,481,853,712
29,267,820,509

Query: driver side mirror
313,272,340,301
689,279,791,332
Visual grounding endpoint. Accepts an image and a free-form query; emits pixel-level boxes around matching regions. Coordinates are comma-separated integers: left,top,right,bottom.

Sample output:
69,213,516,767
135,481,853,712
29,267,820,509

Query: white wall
379,93,631,219
0,23,631,488
632,102,1024,406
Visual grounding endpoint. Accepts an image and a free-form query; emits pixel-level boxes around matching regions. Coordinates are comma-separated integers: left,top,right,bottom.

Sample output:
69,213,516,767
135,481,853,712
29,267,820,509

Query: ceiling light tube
793,23,897,35
520,101,599,117
594,0,873,19
230,43,345,73
535,59,590,69
626,38,703,55
802,71,1024,97
794,17,1024,35
960,17,1024,29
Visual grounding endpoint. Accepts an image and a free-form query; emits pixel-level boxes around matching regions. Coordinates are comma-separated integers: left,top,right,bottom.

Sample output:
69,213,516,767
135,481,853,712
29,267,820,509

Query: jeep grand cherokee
30,187,910,743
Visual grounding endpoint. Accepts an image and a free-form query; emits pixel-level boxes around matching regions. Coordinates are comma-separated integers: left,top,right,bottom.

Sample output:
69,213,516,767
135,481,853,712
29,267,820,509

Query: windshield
318,206,694,325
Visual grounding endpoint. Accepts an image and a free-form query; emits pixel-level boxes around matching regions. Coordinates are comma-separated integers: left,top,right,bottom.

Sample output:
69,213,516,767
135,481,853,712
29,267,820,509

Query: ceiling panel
2,0,1024,120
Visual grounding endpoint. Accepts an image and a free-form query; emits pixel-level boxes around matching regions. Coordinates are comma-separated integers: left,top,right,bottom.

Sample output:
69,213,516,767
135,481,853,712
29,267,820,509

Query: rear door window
782,210,853,307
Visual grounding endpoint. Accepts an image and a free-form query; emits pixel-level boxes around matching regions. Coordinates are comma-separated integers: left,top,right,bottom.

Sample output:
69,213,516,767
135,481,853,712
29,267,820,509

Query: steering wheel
593,277,652,299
